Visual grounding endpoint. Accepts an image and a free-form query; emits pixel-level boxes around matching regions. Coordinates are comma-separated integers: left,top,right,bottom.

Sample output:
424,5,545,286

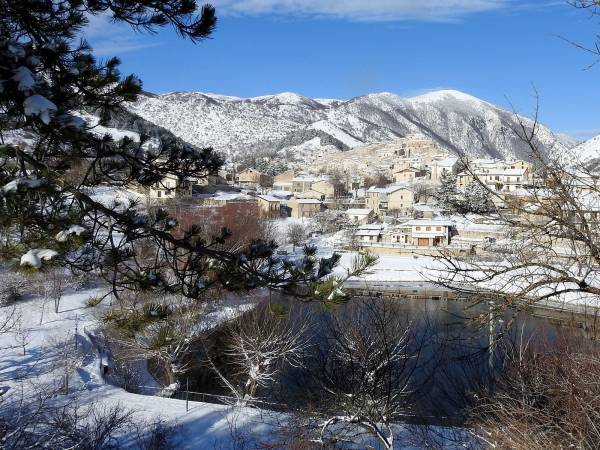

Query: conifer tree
463,181,495,214
0,1,360,302
434,171,460,212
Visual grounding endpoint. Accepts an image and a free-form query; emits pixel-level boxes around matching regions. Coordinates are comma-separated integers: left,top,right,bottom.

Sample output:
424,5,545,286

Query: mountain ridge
127,89,576,170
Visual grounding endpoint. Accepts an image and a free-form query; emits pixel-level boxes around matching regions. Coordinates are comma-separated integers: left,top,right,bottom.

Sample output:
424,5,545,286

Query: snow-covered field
0,283,282,448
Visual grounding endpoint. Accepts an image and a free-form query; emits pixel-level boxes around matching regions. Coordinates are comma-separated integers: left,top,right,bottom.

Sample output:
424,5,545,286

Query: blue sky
85,1,600,140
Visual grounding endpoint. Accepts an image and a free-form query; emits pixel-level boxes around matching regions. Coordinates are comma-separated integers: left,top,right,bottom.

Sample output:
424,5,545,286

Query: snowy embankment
0,284,274,448
311,229,600,315
332,250,600,315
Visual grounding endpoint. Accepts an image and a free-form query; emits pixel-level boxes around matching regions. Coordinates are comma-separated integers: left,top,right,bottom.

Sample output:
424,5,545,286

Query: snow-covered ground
0,283,282,448
0,279,470,448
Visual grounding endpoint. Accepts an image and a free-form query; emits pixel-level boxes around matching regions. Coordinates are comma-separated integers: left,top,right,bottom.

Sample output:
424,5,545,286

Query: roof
358,224,385,230
291,175,329,183
433,157,459,167
403,219,454,227
346,208,373,216
395,167,423,173
296,199,322,204
355,230,381,236
268,190,294,199
257,195,280,202
458,168,527,177
367,183,412,194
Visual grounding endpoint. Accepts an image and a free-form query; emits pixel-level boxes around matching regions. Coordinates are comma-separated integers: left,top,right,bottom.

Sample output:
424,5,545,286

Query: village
128,133,572,257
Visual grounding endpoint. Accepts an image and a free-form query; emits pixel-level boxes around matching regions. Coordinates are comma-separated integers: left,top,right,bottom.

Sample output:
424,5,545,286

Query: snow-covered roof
367,183,411,194
257,195,280,202
395,167,423,173
296,199,322,204
358,224,385,230
433,157,459,167
355,229,381,236
212,192,252,201
403,219,454,227
346,208,373,216
267,190,294,199
291,175,329,183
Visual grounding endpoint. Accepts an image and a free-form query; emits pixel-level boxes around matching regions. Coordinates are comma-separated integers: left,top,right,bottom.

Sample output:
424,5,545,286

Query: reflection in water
266,296,562,425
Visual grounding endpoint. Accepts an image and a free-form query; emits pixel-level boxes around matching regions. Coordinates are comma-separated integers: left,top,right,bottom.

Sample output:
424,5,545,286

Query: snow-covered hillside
129,89,575,163
572,134,600,162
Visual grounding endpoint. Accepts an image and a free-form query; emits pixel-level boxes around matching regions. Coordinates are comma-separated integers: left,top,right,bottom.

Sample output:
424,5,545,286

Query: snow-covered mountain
128,89,575,166
571,134,600,162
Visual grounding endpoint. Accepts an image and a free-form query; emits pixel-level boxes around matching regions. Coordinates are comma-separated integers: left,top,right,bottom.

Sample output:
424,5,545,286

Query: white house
402,219,454,247
345,208,375,225
355,224,385,243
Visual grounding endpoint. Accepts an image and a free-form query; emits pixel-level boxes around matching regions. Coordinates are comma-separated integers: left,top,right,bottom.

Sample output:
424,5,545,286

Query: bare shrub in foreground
470,330,600,449
206,306,311,405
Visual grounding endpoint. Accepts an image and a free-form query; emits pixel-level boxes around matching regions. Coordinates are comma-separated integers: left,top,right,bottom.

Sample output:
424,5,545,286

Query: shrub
86,296,103,307
0,271,27,305
142,303,172,320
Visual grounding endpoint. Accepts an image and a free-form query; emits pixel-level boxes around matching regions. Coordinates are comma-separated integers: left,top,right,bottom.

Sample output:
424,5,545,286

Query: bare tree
287,223,308,251
469,329,600,449
205,306,311,406
565,1,600,67
13,315,31,356
312,299,423,450
0,386,152,450
434,101,600,320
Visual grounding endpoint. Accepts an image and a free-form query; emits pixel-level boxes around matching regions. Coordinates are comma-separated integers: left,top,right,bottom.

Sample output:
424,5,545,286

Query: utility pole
488,301,495,394
186,378,189,412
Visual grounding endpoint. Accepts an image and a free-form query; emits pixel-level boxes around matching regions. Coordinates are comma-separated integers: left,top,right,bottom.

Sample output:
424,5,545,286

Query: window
436,227,442,231
426,226,431,231
416,226,421,231
157,190,161,198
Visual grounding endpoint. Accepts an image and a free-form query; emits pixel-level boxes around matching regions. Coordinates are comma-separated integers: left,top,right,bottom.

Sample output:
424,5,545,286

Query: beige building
295,189,325,200
312,179,345,199
272,170,295,191
365,185,415,216
257,195,281,218
236,168,273,187
274,169,295,183
146,174,192,200
393,167,428,183
355,224,385,243
506,160,533,171
286,198,323,219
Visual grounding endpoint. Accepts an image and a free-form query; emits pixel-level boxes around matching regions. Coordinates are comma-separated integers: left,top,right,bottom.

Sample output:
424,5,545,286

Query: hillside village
130,133,548,256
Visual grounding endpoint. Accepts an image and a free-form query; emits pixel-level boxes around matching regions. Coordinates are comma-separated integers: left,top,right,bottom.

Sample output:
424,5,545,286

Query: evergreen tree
0,1,359,302
434,171,460,212
463,182,495,214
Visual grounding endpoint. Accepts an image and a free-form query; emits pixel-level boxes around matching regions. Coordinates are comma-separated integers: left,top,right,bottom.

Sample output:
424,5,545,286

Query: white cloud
82,13,160,56
212,0,511,22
